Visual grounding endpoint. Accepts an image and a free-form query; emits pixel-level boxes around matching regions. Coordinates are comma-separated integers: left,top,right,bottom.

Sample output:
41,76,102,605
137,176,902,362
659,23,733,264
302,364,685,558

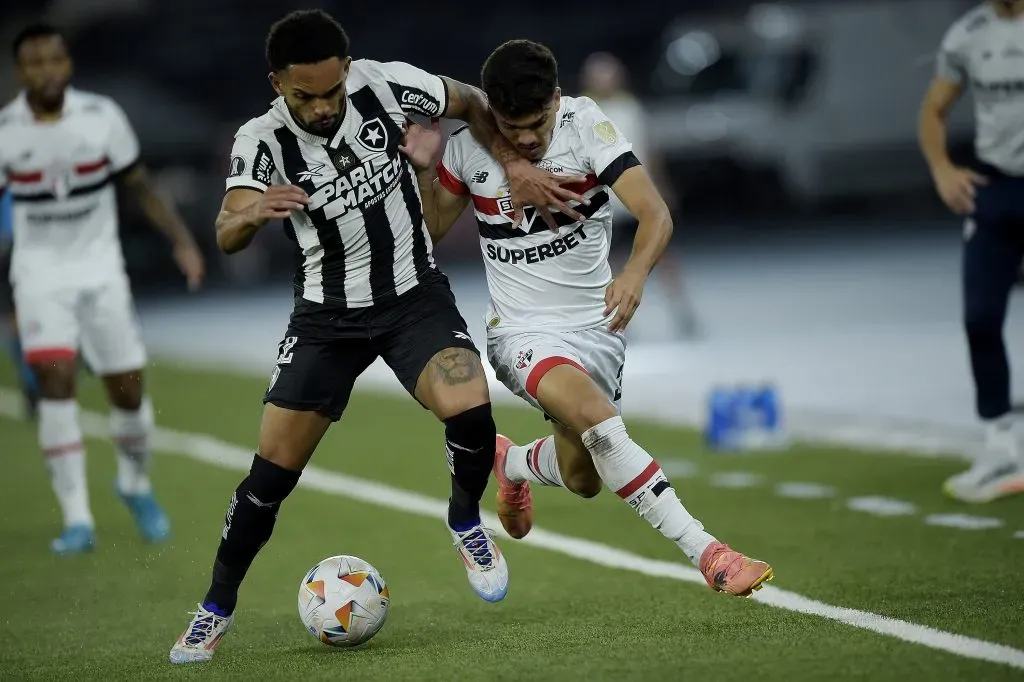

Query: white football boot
448,521,509,602
169,604,235,664
944,417,1024,503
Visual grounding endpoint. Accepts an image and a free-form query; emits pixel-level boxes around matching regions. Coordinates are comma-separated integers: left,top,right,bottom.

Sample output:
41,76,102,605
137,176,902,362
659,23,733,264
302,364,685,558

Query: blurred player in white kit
404,39,773,597
0,24,205,554
918,0,1024,502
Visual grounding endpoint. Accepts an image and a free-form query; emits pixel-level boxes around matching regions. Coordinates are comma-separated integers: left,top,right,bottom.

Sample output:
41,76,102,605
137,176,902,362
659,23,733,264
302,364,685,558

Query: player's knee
104,371,143,410
964,312,1002,343
444,403,497,454
570,397,617,434
31,361,76,400
564,469,602,498
246,454,302,506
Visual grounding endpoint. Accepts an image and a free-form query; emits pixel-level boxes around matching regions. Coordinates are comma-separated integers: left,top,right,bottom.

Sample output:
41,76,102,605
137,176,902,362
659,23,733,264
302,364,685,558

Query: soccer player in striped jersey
406,40,773,598
0,24,205,555
170,11,590,664
918,0,1024,502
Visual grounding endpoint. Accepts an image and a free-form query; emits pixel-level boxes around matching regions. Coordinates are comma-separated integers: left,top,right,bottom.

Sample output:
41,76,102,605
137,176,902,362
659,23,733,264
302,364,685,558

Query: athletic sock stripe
527,437,559,486
43,442,84,458
616,460,662,499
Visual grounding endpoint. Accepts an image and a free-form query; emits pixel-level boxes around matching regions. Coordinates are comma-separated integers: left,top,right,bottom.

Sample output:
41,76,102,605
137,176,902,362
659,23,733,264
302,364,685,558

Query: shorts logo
276,336,298,365
515,349,534,370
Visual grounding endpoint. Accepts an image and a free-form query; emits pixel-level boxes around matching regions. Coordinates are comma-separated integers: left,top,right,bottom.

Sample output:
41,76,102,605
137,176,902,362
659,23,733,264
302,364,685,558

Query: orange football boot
493,435,533,539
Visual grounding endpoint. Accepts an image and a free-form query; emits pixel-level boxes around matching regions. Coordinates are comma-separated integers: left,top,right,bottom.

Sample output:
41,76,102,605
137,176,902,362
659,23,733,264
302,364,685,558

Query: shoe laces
453,526,495,569
183,605,226,647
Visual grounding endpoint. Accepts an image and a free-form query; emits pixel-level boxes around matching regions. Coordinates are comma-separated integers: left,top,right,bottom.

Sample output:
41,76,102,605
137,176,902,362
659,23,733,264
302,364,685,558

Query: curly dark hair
266,10,349,72
481,39,558,118
12,23,63,61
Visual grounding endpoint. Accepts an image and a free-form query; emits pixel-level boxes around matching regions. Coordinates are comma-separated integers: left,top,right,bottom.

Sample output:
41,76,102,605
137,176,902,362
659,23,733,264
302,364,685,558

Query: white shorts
13,276,147,375
487,326,626,418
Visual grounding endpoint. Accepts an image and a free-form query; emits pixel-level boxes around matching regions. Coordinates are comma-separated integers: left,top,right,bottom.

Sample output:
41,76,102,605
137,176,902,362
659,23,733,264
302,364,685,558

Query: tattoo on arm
429,348,482,386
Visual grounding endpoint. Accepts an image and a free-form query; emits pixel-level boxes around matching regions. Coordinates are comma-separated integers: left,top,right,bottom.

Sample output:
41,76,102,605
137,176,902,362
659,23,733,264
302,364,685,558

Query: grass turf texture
1,361,1022,680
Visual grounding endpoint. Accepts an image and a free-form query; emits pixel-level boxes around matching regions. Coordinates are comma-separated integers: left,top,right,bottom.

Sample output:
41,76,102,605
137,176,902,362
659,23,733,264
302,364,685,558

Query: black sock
203,454,301,615
444,403,497,530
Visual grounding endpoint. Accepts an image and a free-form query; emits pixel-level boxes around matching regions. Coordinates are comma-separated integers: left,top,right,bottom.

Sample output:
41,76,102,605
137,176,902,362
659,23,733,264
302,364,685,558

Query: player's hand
932,164,987,215
398,118,442,171
173,241,205,292
604,268,647,333
505,160,590,231
247,185,309,224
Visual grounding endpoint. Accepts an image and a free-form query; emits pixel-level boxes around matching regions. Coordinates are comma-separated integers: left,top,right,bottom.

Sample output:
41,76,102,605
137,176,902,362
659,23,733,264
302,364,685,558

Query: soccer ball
297,555,390,647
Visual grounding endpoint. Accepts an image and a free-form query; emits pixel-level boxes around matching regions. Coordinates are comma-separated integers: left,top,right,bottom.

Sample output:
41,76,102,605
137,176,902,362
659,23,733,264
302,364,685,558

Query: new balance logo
471,171,489,183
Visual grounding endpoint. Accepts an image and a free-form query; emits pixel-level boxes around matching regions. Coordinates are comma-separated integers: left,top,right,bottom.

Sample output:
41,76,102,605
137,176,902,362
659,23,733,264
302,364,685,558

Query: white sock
582,416,716,565
504,437,564,487
111,397,154,496
38,399,93,528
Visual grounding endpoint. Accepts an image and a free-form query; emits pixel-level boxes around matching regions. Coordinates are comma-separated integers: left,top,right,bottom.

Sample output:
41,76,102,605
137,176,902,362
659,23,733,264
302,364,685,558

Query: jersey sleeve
104,99,141,175
436,127,469,196
378,61,448,118
575,97,641,187
936,23,969,84
225,129,279,193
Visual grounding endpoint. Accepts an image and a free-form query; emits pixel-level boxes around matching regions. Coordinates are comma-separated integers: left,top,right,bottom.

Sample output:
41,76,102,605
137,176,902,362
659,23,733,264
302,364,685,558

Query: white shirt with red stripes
438,95,640,335
0,87,139,290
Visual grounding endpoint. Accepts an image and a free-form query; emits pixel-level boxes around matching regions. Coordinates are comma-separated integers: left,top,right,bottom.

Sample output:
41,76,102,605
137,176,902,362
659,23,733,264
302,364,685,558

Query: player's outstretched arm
603,166,673,332
440,77,588,229
119,166,206,290
215,186,308,255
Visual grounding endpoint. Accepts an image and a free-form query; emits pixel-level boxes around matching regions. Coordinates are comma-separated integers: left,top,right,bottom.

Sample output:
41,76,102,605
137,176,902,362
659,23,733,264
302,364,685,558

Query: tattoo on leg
430,348,481,386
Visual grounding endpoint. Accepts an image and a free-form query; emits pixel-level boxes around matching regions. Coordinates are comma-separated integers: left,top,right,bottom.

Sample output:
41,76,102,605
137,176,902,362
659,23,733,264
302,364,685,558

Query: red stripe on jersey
470,194,503,216
8,170,43,184
436,161,468,195
75,158,108,175
564,174,600,196
525,356,587,398
616,460,662,499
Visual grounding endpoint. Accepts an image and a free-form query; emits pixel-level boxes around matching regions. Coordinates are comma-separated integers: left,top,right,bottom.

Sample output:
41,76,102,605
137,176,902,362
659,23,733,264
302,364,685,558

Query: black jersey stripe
349,85,403,304
274,126,347,305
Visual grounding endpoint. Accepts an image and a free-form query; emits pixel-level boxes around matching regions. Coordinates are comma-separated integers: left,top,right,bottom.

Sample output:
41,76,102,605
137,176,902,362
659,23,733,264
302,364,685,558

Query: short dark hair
266,9,350,72
481,40,558,119
12,23,63,61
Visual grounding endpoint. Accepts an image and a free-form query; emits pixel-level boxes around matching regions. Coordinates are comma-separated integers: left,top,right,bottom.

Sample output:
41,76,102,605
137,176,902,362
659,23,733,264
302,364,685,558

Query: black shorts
264,270,478,421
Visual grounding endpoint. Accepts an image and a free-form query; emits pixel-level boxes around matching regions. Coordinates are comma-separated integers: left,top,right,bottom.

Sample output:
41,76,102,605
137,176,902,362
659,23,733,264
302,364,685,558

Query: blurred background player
0,185,39,418
0,24,205,553
580,51,700,339
918,0,1024,502
411,39,772,597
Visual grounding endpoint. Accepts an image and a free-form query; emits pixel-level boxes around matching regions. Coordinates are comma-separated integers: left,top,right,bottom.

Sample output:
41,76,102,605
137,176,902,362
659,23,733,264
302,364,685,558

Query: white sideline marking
709,472,762,489
775,482,836,499
846,497,918,517
924,514,1004,531
1,390,1023,671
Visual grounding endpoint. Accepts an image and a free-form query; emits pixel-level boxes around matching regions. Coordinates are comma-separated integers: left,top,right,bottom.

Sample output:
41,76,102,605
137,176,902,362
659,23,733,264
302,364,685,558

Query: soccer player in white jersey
918,0,1024,502
407,40,773,597
0,24,206,554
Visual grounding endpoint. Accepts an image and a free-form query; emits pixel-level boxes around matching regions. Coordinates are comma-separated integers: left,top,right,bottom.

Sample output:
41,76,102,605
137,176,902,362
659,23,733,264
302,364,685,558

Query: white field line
1,389,1022,671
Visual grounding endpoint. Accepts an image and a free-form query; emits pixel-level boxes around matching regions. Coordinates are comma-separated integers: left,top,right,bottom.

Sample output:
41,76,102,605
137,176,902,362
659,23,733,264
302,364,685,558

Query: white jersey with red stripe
437,95,640,335
0,87,139,290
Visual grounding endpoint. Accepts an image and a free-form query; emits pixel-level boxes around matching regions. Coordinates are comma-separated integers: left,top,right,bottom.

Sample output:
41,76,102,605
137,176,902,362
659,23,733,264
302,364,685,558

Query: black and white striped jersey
225,59,448,307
